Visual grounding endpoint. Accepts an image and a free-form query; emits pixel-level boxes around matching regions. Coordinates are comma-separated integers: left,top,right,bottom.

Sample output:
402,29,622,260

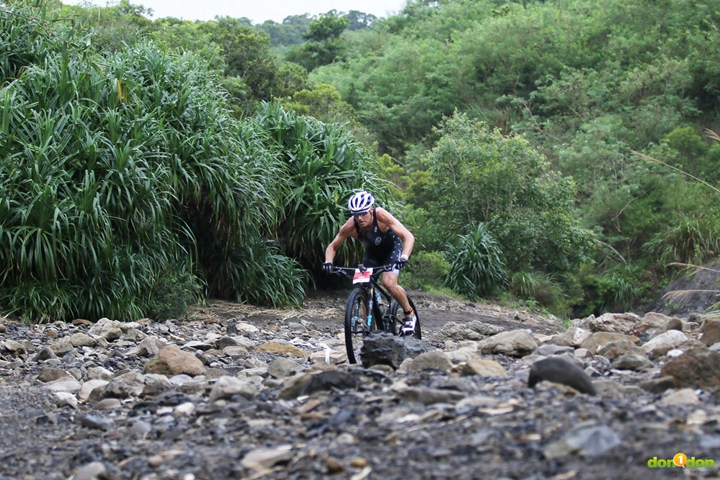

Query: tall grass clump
509,270,569,315
252,101,395,270
643,214,720,267
0,7,309,321
444,223,507,300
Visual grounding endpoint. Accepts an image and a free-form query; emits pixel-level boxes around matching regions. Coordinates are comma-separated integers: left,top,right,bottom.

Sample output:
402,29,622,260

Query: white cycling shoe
401,314,416,335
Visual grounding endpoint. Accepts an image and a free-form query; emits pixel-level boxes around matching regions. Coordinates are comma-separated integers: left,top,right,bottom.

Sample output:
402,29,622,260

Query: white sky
65,0,408,24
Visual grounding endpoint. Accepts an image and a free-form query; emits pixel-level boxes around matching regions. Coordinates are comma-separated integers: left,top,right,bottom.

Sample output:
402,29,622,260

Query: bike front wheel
344,288,375,364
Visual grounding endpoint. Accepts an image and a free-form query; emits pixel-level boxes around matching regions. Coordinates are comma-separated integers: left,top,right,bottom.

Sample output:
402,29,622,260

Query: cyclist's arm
375,208,415,258
325,219,357,263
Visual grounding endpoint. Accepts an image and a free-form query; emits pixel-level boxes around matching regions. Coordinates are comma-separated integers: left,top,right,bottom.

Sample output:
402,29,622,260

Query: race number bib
352,268,373,284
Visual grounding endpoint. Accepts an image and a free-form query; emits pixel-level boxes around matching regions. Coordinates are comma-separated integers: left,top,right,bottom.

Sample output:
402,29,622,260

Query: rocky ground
1,290,720,480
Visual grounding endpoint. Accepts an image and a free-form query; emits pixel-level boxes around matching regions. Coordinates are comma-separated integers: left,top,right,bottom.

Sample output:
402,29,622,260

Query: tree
303,10,348,42
423,113,593,274
198,17,308,114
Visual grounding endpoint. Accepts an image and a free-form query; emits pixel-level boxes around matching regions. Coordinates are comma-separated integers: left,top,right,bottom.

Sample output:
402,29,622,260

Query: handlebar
330,264,395,277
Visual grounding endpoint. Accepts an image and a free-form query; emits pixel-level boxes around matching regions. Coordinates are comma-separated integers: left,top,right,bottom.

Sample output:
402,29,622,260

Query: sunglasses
353,210,371,218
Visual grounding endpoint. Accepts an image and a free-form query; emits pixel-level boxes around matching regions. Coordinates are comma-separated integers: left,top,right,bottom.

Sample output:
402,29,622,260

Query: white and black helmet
347,191,375,214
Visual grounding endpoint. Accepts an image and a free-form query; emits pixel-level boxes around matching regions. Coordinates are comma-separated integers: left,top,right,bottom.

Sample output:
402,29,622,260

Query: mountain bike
330,264,421,364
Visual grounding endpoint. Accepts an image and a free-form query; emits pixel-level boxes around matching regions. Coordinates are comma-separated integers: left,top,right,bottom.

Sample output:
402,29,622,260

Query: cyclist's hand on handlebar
394,255,409,270
322,262,334,274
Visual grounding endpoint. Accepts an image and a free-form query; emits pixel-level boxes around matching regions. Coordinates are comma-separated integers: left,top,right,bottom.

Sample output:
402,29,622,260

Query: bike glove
322,262,334,273
395,256,409,270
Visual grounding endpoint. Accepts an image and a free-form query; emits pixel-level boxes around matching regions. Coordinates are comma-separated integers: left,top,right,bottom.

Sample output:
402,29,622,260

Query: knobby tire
344,288,375,364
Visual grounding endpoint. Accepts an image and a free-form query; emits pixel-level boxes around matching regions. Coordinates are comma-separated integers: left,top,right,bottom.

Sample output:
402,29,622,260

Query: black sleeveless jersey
353,209,399,253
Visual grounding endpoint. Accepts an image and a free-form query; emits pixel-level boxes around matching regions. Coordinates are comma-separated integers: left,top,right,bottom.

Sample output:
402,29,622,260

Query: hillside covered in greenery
1,0,719,322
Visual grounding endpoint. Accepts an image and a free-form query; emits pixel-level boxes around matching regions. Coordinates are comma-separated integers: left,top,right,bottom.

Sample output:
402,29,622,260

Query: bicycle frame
333,265,397,333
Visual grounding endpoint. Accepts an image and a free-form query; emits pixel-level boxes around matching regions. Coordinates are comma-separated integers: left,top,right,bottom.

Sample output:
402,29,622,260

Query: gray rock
360,332,407,369
593,379,643,396
268,358,303,379
3,339,27,353
69,333,97,348
587,312,641,334
440,321,504,340
86,366,114,381
596,339,646,360
92,398,122,410
640,376,676,394
80,413,114,431
73,462,107,480
564,425,621,455
396,386,466,405
131,419,152,440
661,388,699,406
43,378,82,393
403,337,432,358
478,330,538,357
407,351,453,372
528,357,597,395
460,358,507,378
53,391,78,409
37,367,70,383
642,330,688,359
208,376,258,402
78,380,109,403
31,347,57,363
102,371,145,398
88,318,123,341
581,332,641,355
127,336,164,357
241,445,294,471
535,344,574,356
556,352,585,370
142,374,173,397
299,370,359,396
612,354,653,371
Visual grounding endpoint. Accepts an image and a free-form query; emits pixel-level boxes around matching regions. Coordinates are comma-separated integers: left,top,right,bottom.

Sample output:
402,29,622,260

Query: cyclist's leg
377,239,411,313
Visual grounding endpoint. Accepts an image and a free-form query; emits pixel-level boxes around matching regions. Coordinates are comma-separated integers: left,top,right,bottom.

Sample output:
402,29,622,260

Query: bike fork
366,287,374,330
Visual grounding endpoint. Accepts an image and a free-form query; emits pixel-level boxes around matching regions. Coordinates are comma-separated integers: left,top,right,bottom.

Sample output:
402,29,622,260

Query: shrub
403,250,451,291
148,271,204,321
444,223,507,300
510,270,570,316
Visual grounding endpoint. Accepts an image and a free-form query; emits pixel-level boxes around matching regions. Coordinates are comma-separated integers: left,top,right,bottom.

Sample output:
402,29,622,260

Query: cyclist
323,191,417,334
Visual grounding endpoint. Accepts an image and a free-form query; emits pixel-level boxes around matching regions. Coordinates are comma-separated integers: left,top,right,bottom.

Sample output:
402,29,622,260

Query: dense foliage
5,0,720,321
310,0,720,314
0,5,387,321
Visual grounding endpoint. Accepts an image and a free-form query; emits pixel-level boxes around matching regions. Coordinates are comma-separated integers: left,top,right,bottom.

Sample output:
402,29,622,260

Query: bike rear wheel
344,288,376,364
389,297,421,339
408,296,422,339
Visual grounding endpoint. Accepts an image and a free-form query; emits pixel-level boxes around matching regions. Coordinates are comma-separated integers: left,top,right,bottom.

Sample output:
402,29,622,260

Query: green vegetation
3,0,720,322
0,4,387,321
